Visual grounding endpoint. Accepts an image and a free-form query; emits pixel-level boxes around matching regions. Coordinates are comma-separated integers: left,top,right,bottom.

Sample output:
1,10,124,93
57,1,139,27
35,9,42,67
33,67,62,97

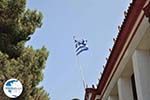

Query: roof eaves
89,0,147,100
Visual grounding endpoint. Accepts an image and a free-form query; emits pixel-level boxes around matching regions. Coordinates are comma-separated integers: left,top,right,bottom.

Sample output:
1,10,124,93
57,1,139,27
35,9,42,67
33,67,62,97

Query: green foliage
0,47,49,100
0,0,50,100
0,0,43,58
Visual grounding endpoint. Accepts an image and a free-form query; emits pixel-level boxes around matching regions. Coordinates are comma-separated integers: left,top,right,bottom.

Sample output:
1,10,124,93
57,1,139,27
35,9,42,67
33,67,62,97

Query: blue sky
27,0,131,100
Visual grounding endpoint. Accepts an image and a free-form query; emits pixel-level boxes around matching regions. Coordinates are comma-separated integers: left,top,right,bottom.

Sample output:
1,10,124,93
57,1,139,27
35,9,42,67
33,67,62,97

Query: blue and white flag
74,37,89,56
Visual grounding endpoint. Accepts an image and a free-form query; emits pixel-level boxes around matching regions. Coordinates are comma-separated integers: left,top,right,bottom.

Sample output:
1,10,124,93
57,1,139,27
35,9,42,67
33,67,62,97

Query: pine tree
0,0,50,99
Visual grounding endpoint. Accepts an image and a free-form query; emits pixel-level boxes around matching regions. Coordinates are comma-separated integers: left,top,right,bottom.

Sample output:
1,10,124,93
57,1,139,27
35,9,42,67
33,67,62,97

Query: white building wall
132,50,150,100
108,96,118,100
117,78,133,100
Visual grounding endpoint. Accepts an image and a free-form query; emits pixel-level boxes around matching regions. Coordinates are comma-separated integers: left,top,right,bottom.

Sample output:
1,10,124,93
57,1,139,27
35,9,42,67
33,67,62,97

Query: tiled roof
85,0,147,100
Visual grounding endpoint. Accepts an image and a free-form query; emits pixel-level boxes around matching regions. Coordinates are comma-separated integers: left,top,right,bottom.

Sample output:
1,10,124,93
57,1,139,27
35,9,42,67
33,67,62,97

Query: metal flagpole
73,36,87,89
76,56,86,89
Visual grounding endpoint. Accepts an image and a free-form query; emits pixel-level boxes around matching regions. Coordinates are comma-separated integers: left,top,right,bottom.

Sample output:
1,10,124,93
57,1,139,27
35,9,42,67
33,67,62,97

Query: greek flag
74,37,89,56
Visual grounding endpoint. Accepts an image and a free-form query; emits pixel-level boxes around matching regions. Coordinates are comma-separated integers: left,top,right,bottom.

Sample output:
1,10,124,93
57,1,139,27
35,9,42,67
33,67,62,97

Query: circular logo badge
3,79,23,98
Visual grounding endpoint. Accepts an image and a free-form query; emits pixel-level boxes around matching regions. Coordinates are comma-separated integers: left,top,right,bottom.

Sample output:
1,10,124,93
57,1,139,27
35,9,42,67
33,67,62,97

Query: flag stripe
76,47,88,56
76,45,87,52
